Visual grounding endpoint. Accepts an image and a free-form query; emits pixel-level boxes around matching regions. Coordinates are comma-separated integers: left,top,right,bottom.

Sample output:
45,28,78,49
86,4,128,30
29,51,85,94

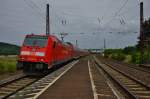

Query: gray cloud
0,0,149,49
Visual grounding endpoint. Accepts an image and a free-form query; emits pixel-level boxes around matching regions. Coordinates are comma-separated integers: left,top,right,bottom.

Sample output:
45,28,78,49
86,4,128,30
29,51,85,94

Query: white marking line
97,93,112,97
106,78,122,99
88,60,98,99
33,60,79,99
94,56,124,99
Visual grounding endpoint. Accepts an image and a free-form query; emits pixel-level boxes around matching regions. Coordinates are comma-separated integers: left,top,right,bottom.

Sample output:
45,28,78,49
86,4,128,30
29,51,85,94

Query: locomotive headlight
21,51,30,55
35,52,45,56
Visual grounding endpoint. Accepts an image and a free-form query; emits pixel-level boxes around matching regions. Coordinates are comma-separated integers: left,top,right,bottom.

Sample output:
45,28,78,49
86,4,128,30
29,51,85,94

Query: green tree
0,42,20,55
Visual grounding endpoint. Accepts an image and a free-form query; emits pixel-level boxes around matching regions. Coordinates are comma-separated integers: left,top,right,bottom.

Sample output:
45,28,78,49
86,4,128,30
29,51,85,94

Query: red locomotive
17,34,88,74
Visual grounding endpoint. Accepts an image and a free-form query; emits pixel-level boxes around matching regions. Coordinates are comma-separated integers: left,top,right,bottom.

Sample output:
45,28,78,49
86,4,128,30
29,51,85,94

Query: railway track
94,56,150,99
0,74,40,99
88,59,118,99
0,73,25,86
96,56,150,73
104,59,150,74
96,55,150,74
8,60,78,99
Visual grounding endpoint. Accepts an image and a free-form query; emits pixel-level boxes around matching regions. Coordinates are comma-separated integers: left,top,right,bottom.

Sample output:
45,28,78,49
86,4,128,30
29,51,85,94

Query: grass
0,56,17,74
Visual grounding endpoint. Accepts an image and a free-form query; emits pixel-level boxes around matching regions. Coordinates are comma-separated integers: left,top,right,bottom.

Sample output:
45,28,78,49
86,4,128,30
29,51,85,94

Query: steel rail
94,56,150,99
0,75,39,99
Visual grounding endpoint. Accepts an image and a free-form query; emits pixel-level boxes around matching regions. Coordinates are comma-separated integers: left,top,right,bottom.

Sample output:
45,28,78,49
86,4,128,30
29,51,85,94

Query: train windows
24,36,48,47
53,41,56,48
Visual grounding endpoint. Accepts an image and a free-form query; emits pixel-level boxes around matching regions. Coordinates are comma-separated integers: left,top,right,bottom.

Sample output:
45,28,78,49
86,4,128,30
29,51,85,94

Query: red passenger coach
17,34,87,74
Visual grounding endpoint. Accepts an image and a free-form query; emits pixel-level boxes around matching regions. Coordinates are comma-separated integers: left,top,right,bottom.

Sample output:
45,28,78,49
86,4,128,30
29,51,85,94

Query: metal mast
140,2,144,64
46,4,50,35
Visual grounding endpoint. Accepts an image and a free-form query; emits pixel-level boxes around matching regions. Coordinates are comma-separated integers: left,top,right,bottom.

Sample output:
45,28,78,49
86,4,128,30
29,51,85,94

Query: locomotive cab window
24,36,48,47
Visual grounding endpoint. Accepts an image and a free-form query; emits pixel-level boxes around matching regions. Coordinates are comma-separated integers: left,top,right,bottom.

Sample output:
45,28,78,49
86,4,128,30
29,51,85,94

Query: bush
131,52,141,64
104,49,123,58
111,53,118,60
123,46,137,54
104,49,113,57
111,53,126,61
144,51,150,64
117,53,126,61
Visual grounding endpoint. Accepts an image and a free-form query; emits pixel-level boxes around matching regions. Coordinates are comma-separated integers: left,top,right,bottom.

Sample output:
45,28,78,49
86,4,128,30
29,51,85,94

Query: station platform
38,58,94,99
37,56,117,99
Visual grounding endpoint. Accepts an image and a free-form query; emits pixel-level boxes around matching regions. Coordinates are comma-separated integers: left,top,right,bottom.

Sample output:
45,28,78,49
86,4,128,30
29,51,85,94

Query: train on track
16,4,88,75
17,34,88,75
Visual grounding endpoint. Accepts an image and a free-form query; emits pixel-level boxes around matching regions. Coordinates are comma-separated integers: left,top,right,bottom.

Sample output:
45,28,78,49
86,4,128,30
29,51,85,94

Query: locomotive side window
53,41,56,48
24,36,48,47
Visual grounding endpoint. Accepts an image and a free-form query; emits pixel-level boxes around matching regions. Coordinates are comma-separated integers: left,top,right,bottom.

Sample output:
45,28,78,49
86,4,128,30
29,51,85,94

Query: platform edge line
33,60,79,99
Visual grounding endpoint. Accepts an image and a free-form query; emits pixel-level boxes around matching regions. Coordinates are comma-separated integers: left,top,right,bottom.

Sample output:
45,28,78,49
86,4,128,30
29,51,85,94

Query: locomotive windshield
24,36,48,47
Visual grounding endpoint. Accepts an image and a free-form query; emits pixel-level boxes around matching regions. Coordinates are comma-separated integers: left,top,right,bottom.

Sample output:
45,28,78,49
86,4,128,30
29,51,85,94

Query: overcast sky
0,0,150,49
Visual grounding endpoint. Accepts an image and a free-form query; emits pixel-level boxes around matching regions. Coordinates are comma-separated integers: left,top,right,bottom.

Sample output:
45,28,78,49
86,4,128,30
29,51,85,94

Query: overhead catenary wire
23,0,140,35
23,0,45,19
52,0,132,33
23,0,64,33
103,0,129,27
24,0,127,33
